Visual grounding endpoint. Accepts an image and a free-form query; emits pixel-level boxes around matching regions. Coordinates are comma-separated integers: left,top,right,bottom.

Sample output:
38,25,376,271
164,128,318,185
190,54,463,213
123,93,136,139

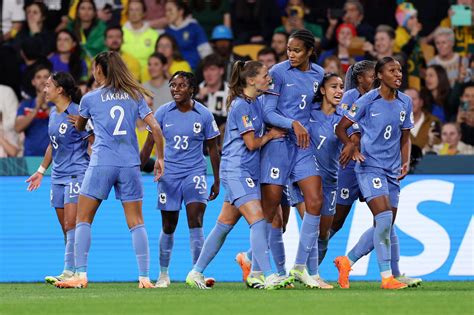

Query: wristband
37,165,46,174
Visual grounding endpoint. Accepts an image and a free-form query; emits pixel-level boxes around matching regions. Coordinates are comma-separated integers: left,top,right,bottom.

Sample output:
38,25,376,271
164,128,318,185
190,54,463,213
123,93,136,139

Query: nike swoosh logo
286,83,295,87
165,124,174,127
252,117,257,121
371,113,381,117
309,119,317,122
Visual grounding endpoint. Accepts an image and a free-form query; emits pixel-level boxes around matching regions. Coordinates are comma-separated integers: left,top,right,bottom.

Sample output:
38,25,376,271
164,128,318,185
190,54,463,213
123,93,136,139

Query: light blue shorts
157,173,208,211
50,176,83,208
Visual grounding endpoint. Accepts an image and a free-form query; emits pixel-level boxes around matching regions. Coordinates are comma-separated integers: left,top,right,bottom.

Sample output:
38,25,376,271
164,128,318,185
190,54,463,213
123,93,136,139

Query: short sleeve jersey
220,96,264,179
345,89,414,174
154,100,220,178
79,87,152,167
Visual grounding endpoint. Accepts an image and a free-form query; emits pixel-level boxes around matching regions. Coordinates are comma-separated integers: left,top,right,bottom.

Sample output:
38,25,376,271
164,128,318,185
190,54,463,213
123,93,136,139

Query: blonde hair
94,51,152,100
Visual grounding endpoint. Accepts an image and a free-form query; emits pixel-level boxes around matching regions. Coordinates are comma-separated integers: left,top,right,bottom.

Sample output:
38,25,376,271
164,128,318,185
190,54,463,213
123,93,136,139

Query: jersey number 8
384,125,392,140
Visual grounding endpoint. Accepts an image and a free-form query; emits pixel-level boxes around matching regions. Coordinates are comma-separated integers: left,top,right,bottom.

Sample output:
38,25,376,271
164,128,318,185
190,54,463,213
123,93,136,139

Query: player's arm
206,137,220,201
140,132,154,170
336,117,364,167
75,116,88,131
143,113,164,181
25,144,53,191
398,130,411,180
242,127,286,151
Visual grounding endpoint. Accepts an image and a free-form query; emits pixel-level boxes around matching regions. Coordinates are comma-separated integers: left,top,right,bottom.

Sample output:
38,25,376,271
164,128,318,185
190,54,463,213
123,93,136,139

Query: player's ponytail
94,51,152,100
226,60,263,111
51,71,82,104
344,60,375,92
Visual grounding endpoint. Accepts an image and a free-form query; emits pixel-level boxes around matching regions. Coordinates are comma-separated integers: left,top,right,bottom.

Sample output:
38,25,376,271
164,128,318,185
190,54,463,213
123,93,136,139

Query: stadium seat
233,44,266,61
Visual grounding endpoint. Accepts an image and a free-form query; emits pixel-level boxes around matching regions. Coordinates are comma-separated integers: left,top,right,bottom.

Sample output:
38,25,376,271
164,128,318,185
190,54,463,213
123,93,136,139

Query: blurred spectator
422,64,454,123
428,27,470,88
67,0,107,59
0,45,22,99
105,25,141,81
405,88,441,150
143,0,167,29
257,47,278,69
68,0,122,27
274,0,323,40
424,122,474,155
271,31,289,63
122,0,158,80
1,0,25,42
456,83,474,145
40,0,71,32
322,55,344,78
14,2,56,57
155,33,192,77
188,0,231,38
207,25,250,82
164,0,212,70
318,23,363,73
49,30,88,82
195,54,229,130
231,0,281,45
14,65,52,156
142,52,173,111
0,85,20,157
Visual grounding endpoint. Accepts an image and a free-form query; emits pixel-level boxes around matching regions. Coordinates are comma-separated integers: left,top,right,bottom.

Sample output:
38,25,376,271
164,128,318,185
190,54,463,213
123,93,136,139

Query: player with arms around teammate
335,56,415,290
140,71,221,288
26,72,92,285
55,51,165,289
186,61,289,290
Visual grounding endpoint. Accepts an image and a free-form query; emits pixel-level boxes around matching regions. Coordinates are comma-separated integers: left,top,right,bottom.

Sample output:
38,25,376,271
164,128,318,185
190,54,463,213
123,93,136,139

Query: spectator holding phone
438,0,473,57
456,83,474,145
424,122,474,155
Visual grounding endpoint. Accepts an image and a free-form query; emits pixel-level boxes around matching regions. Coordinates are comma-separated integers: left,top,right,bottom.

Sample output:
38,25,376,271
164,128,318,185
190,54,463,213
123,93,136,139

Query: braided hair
289,29,317,62
344,60,375,92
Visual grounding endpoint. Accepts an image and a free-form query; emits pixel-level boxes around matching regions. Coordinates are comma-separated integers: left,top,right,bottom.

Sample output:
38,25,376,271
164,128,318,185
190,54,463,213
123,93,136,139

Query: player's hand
268,127,286,139
398,162,410,180
209,181,220,201
339,142,355,167
67,114,79,125
26,172,43,191
292,121,309,149
154,158,164,182
352,147,365,163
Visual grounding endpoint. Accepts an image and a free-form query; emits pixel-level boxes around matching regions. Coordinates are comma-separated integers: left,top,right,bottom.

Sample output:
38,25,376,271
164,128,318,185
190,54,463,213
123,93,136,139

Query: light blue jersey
345,89,414,174
310,108,343,184
155,101,220,178
48,102,91,184
220,96,264,179
79,87,152,167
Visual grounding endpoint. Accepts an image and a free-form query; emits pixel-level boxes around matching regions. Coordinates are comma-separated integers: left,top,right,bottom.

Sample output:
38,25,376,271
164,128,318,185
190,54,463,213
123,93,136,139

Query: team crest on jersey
313,81,319,94
400,111,406,122
372,178,382,189
242,115,252,128
340,188,350,199
193,122,202,133
245,178,255,188
183,31,190,41
59,122,68,134
159,193,167,204
349,104,357,117
270,167,280,179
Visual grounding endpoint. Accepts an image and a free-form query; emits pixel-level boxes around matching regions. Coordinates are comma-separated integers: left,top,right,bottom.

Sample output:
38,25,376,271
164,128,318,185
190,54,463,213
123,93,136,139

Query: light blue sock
74,222,91,273
347,227,375,264
270,227,286,275
317,236,329,266
64,228,75,272
373,211,392,274
295,213,320,265
159,231,174,271
307,242,318,275
250,219,272,277
130,224,150,277
390,226,401,277
189,227,204,265
193,221,233,273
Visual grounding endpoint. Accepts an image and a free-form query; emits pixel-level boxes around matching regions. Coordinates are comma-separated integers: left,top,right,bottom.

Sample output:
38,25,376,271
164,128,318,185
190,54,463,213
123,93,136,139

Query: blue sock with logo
250,219,272,277
74,222,91,273
159,231,174,273
347,227,375,265
373,211,392,276
193,221,233,273
390,226,401,277
189,227,204,265
64,228,75,272
295,213,320,265
130,224,150,277
270,227,286,275
317,236,330,266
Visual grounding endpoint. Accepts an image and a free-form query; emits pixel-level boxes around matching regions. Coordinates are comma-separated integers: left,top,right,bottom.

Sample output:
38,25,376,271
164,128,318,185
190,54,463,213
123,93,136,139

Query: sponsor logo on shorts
341,188,350,199
270,167,280,179
159,193,167,204
245,178,255,188
372,178,382,189
193,122,202,133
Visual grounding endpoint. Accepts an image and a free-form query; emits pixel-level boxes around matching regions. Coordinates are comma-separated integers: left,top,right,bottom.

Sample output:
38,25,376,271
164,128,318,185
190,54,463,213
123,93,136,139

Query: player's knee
188,217,203,229
305,194,323,215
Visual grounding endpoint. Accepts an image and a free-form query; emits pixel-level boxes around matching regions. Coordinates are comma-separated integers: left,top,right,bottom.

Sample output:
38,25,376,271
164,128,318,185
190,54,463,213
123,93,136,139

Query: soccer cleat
45,272,74,285
289,268,321,288
235,252,252,282
186,270,210,289
246,273,265,289
55,276,88,289
334,256,352,289
154,274,171,288
138,278,154,288
276,275,294,288
311,275,334,289
264,273,284,290
205,277,216,288
395,274,422,287
381,276,408,290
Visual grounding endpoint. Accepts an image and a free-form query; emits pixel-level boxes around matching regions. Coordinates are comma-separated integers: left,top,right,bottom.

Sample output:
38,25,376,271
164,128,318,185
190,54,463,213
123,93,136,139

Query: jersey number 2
110,106,127,136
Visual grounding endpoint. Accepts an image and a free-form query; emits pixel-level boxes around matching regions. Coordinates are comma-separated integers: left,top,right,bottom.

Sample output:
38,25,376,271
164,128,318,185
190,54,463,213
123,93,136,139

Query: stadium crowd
0,0,473,159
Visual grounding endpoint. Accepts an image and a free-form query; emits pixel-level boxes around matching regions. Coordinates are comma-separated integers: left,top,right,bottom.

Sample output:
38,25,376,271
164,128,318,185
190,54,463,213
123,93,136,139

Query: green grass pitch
1,282,473,315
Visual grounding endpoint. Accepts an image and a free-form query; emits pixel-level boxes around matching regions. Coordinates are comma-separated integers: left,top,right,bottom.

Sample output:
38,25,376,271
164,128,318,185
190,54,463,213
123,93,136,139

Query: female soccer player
185,61,289,290
26,72,92,285
140,71,221,288
259,29,325,288
55,51,164,289
335,56,413,290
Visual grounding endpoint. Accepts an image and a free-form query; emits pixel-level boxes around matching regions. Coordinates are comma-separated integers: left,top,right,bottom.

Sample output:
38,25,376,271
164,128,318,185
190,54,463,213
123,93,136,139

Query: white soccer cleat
289,267,321,288
264,273,284,290
45,271,74,285
186,270,210,289
154,273,171,288
395,274,422,287
311,275,334,289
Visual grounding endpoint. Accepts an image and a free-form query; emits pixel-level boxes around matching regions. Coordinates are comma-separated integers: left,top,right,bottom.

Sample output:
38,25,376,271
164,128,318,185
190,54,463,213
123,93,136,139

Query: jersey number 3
110,105,127,136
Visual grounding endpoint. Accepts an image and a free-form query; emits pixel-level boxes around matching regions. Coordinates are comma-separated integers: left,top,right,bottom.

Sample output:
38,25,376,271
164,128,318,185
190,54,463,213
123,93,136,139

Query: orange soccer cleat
55,277,88,289
138,278,154,288
235,252,252,282
381,276,408,290
334,256,352,289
